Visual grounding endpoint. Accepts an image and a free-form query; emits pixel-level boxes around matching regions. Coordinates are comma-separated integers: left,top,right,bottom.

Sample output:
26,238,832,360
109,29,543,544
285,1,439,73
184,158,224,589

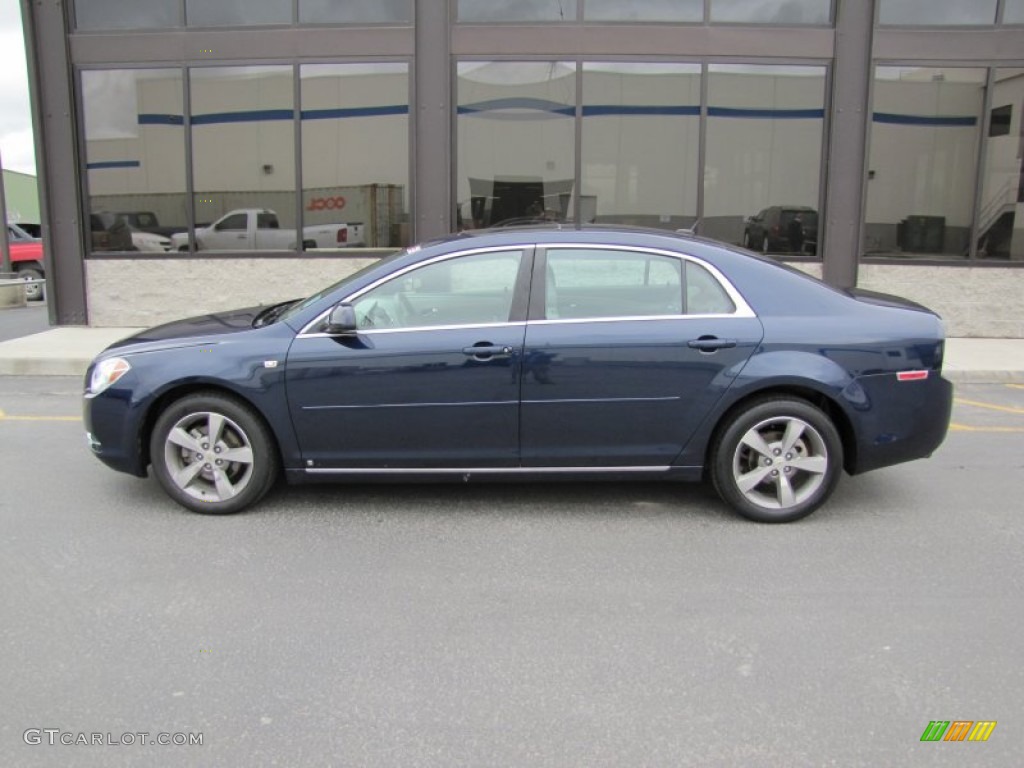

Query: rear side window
686,261,735,315
545,249,683,319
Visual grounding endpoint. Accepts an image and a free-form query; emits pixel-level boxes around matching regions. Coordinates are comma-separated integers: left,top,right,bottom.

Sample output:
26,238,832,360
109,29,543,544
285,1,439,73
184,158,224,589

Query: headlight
89,357,132,396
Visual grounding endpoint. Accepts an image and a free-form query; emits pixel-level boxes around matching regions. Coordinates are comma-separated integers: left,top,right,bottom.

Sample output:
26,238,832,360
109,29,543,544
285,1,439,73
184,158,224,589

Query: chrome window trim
527,313,751,327
297,244,528,337
297,240,756,338
539,243,756,319
299,321,526,339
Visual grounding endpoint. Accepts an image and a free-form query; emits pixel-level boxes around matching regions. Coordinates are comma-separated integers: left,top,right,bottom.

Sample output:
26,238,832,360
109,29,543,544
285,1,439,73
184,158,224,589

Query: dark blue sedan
83,227,952,522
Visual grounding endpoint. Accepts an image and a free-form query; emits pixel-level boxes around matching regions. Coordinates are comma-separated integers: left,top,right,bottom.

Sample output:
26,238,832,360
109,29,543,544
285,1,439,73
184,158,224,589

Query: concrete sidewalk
0,325,1022,382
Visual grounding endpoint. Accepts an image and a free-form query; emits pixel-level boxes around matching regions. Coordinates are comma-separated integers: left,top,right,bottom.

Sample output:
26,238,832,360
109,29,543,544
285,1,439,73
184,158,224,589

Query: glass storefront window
300,64,410,249
584,0,702,22
81,69,186,254
581,63,700,231
75,0,179,31
456,62,576,229
186,0,291,27
977,69,1024,260
300,0,413,24
864,67,986,260
457,1,577,22
878,0,998,26
710,0,831,25
1004,0,1024,24
189,66,296,252
704,65,826,256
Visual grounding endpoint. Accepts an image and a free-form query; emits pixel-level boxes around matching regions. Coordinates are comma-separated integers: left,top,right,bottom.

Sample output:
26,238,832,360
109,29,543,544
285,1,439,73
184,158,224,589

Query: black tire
17,267,44,301
710,397,843,523
149,392,279,514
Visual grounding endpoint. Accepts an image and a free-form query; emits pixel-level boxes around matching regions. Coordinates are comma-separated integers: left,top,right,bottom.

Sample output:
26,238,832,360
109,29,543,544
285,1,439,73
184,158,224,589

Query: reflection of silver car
129,228,172,252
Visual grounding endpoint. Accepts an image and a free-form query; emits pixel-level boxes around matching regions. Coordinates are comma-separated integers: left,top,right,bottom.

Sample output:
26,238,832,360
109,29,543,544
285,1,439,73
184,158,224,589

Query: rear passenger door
520,246,763,467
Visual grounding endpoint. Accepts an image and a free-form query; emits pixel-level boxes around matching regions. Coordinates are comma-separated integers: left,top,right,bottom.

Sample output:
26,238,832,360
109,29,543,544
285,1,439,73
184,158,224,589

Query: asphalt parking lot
0,376,1021,767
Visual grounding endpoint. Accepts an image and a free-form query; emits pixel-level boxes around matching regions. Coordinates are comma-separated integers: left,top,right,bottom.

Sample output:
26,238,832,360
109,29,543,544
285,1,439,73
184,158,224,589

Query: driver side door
285,246,533,469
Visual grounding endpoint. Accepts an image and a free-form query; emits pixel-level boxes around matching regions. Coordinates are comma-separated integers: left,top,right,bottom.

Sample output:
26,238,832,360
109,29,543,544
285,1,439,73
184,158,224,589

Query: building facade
20,0,1024,334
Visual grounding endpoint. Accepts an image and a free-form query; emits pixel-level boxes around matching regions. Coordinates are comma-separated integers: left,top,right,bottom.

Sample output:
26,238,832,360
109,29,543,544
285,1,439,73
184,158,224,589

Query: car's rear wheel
710,397,842,523
149,392,278,514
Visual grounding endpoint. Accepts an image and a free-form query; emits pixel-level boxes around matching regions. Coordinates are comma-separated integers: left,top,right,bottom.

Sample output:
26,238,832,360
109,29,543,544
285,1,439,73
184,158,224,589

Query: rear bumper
849,371,953,475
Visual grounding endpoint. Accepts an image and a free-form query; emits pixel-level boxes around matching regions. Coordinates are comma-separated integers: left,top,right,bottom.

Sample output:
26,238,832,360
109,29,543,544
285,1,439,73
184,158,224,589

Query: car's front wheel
710,397,842,523
149,392,278,514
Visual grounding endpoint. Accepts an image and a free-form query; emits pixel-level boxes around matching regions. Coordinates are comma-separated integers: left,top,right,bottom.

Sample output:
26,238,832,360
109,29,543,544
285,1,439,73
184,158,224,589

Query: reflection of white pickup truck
170,208,364,251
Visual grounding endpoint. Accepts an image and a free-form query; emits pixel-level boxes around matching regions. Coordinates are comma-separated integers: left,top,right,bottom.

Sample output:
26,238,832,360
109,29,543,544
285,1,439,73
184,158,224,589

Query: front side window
217,213,248,230
352,250,524,330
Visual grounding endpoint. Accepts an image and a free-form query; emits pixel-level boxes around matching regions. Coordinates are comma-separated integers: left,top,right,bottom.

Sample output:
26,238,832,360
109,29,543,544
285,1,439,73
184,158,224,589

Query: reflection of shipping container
897,215,945,253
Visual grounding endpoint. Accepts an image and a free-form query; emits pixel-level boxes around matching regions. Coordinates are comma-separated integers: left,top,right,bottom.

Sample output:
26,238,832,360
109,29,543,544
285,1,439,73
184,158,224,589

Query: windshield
278,249,409,324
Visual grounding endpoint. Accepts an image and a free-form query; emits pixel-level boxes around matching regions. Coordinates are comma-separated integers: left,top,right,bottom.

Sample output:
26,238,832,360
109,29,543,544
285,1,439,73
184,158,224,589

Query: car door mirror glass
325,303,358,335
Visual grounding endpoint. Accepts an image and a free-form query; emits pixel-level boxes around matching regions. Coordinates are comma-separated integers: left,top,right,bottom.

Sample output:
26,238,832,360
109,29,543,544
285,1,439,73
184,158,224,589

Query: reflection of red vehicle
6,223,46,301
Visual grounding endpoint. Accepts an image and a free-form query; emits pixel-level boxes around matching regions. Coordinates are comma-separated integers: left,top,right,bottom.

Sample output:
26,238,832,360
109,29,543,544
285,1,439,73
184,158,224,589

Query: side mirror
325,303,358,336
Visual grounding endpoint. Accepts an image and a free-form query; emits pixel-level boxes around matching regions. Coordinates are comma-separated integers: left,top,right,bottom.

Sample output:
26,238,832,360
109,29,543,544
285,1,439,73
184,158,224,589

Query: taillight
897,370,929,382
337,228,347,244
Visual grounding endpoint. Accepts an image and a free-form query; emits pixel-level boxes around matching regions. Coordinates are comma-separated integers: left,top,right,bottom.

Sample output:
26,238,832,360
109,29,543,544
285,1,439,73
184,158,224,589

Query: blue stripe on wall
583,105,700,117
87,160,141,170
191,109,295,125
134,106,978,127
302,105,410,120
708,107,824,119
138,113,184,126
872,112,977,127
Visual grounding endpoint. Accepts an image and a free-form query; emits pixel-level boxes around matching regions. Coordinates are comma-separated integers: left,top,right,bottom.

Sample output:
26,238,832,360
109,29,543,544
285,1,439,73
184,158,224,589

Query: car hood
105,305,267,353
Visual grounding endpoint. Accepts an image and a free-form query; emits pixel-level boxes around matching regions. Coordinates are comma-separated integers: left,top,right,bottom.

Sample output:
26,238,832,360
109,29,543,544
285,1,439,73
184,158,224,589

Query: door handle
462,343,514,360
687,337,737,352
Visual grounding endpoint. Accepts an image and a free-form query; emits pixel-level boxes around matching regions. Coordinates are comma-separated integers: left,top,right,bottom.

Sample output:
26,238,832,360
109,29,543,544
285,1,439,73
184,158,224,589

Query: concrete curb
0,327,145,378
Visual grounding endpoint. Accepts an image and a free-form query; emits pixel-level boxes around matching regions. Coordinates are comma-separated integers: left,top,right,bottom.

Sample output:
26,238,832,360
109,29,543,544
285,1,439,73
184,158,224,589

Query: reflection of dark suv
743,206,818,255
90,213,135,252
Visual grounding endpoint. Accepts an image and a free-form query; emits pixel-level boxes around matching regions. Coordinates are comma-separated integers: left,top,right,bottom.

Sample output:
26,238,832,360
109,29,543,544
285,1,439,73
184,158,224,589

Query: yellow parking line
1008,384,1024,391
949,423,1024,433
0,409,81,423
954,398,1024,416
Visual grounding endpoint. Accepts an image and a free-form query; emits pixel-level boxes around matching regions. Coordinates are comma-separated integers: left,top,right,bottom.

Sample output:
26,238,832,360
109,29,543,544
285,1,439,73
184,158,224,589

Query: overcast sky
1,0,35,176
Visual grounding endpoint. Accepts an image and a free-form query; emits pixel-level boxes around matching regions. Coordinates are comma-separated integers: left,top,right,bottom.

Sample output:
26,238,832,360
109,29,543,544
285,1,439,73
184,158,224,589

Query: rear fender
673,349,863,468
